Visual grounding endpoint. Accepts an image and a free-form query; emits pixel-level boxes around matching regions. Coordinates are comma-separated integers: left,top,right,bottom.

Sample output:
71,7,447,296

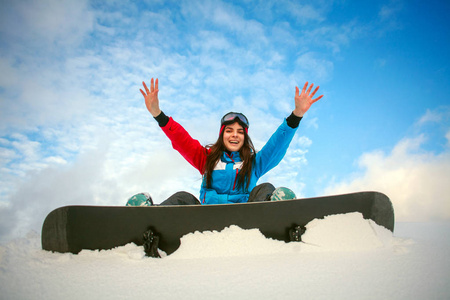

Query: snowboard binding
289,225,306,242
126,192,153,206
270,187,296,201
143,228,161,258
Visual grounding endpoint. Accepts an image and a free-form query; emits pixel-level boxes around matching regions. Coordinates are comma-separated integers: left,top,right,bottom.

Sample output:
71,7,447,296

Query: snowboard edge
41,206,69,253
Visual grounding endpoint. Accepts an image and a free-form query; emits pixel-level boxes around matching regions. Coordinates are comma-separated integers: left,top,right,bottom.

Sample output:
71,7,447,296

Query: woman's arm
254,82,323,177
160,117,209,174
140,78,208,174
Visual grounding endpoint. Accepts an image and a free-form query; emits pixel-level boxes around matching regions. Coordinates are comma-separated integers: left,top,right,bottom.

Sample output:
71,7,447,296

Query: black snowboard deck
42,191,394,255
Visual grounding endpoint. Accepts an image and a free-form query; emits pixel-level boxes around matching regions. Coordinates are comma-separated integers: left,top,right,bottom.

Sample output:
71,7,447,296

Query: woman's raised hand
140,78,161,117
293,82,323,117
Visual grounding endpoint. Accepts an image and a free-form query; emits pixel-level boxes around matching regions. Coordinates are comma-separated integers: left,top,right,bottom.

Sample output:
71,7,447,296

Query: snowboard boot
143,228,161,258
270,187,296,201
126,192,153,206
289,225,306,242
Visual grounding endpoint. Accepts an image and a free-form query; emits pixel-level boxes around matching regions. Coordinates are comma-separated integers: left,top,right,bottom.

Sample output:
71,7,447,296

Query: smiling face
222,122,245,152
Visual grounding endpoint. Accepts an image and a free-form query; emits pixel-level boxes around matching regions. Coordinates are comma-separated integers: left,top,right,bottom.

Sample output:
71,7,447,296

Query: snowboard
42,191,394,256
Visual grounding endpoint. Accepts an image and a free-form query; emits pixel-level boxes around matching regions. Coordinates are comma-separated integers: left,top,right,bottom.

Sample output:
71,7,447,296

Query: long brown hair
204,122,256,191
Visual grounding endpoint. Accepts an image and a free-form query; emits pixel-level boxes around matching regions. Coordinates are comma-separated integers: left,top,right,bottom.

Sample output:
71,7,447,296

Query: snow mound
302,212,394,251
168,225,292,259
168,212,395,259
78,242,147,260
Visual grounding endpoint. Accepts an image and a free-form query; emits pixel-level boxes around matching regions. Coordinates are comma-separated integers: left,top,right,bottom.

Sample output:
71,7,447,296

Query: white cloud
297,135,313,148
302,22,365,54
0,0,94,49
378,0,403,22
305,117,319,130
295,52,334,81
284,2,325,24
211,4,265,40
373,0,406,35
324,132,450,222
417,108,449,125
0,0,96,132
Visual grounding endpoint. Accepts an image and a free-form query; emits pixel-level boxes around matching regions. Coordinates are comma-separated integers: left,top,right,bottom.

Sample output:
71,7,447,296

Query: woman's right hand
140,78,161,117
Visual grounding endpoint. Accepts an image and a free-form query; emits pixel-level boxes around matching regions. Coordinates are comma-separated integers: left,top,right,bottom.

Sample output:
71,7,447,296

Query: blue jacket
161,117,298,204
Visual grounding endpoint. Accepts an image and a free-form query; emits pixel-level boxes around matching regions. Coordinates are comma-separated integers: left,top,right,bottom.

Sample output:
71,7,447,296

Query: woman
130,77,323,206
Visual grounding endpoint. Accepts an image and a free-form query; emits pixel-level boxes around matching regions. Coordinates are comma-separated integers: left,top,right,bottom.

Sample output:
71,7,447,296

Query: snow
1,213,449,299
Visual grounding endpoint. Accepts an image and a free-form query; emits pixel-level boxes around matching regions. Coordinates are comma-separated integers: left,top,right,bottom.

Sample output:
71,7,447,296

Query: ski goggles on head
220,112,249,128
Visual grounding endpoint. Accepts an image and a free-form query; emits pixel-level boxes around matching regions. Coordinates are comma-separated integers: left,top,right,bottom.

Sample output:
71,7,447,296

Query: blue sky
0,0,449,242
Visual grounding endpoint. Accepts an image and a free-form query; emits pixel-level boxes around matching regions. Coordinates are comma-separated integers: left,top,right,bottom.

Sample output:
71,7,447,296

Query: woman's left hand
293,82,323,117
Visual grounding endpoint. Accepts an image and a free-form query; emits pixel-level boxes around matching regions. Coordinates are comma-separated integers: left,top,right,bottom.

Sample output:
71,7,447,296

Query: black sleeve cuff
286,112,303,128
154,111,170,127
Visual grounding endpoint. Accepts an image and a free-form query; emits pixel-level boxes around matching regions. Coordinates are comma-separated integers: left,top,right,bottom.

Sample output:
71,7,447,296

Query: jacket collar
222,151,242,163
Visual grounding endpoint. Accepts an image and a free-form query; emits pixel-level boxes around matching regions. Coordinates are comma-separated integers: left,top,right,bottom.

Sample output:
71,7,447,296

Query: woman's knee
248,183,275,202
161,191,200,205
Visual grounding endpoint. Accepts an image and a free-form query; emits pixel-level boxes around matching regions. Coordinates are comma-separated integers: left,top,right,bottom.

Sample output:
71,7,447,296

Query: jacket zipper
226,153,239,191
233,169,238,190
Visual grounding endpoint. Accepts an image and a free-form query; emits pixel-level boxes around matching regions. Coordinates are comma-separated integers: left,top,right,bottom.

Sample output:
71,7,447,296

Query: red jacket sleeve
161,117,209,174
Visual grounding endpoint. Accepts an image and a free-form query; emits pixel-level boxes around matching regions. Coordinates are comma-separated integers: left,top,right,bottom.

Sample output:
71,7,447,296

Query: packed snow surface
1,212,449,299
